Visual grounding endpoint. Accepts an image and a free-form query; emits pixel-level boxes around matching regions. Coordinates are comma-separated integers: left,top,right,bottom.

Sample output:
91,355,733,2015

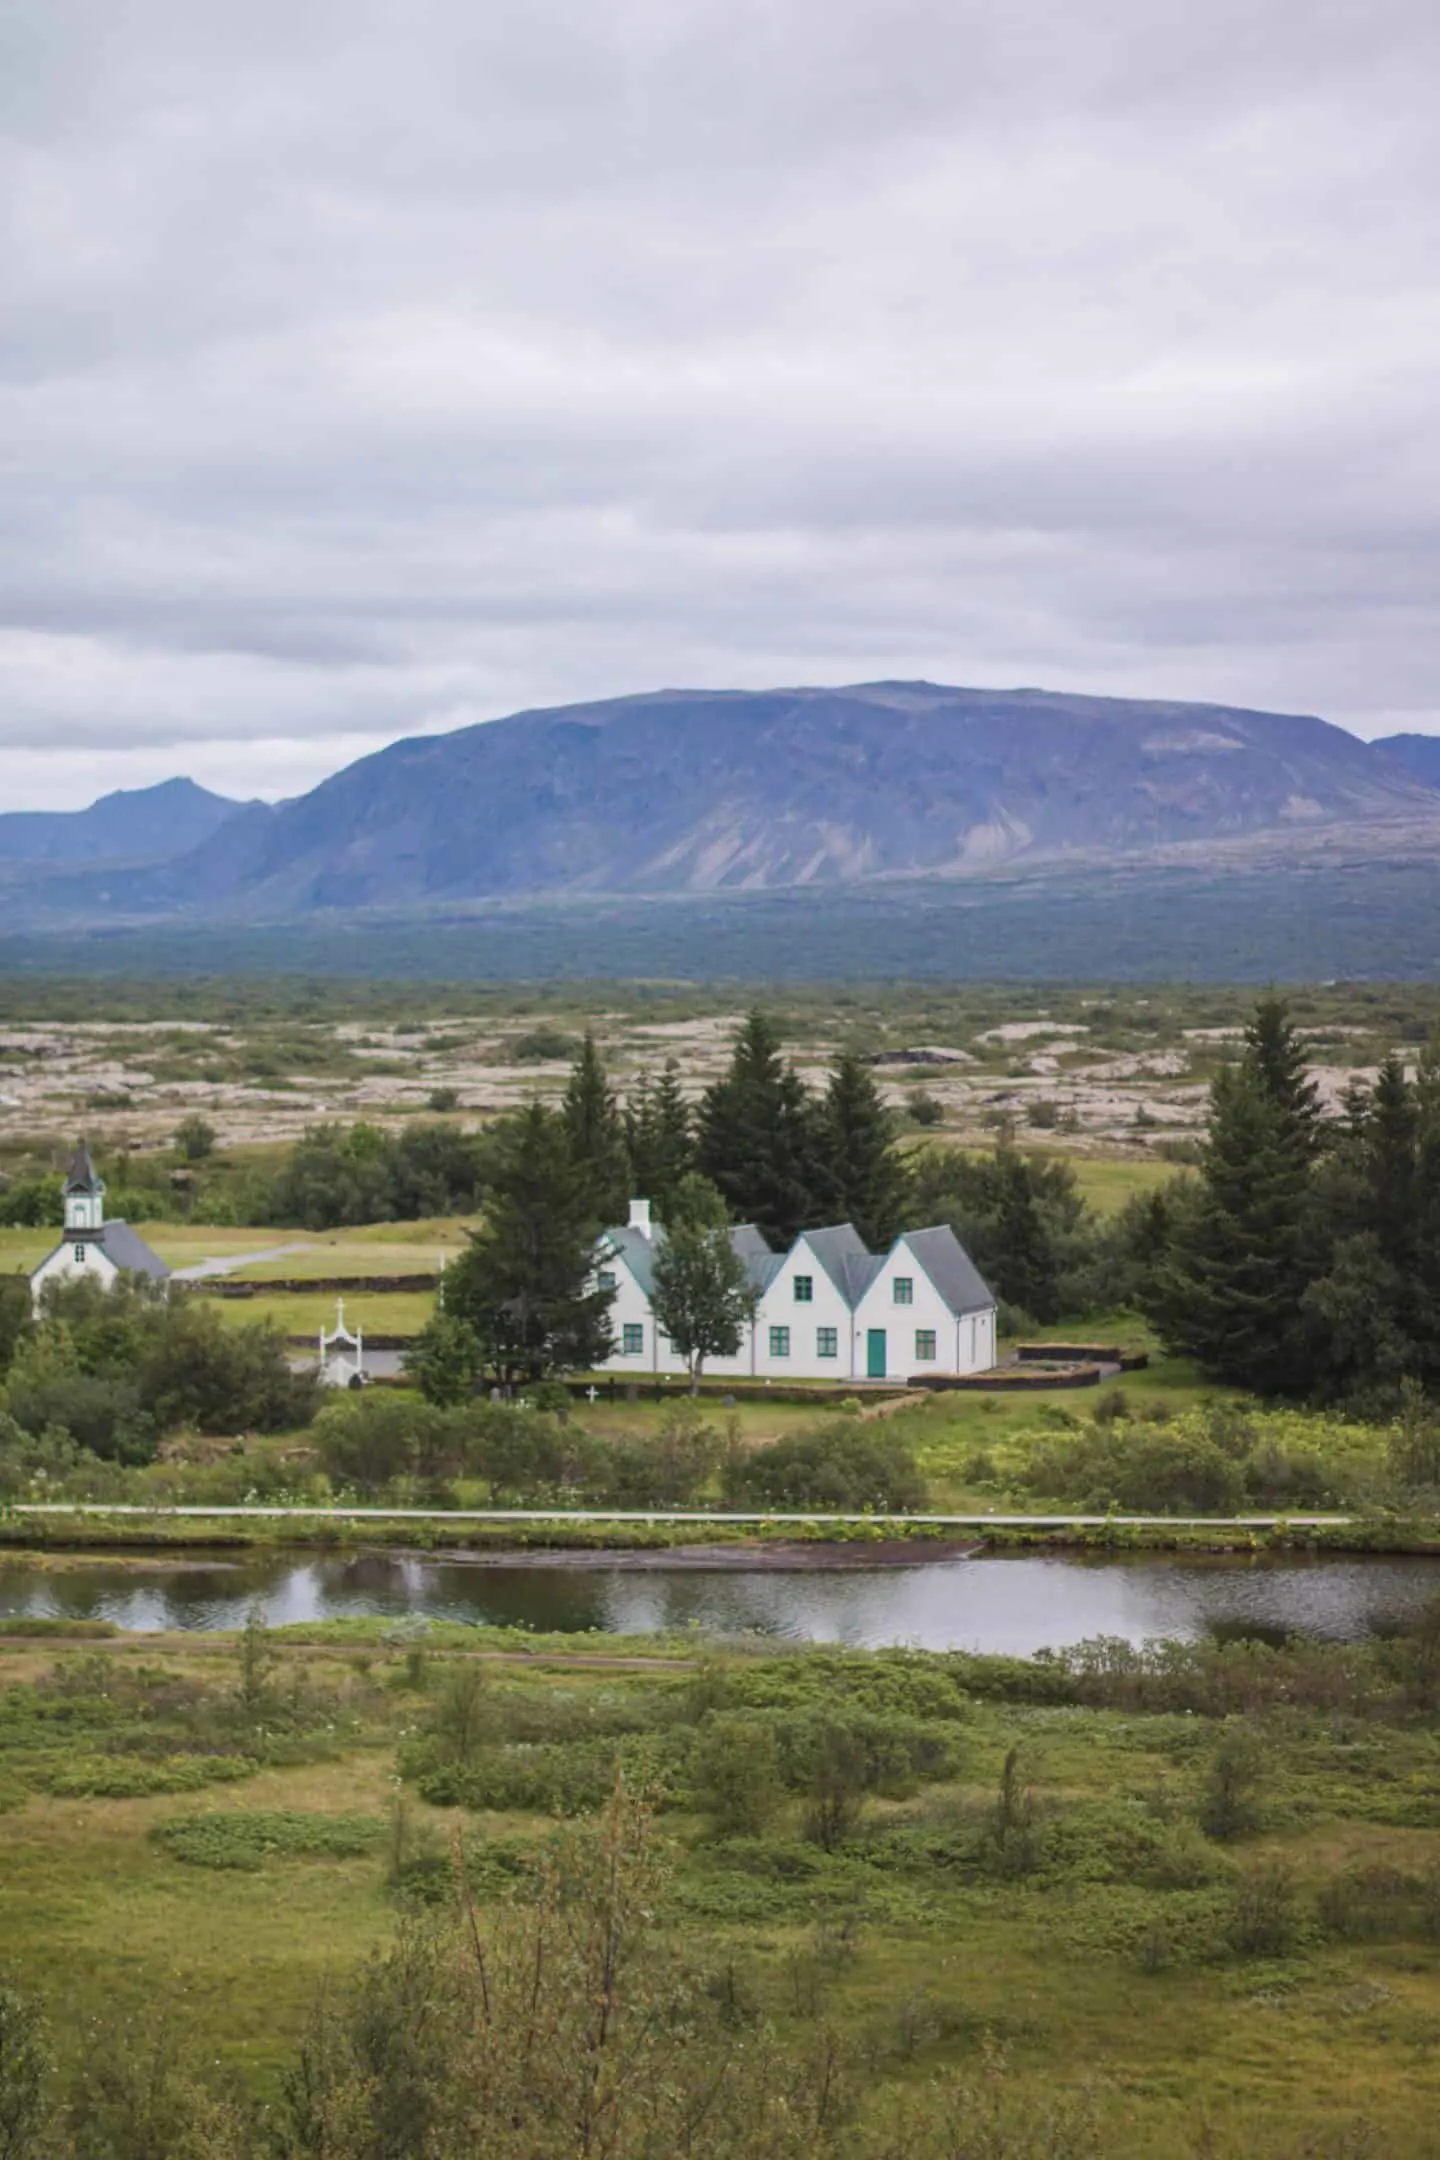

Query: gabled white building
29,1142,171,1310
595,1199,996,1383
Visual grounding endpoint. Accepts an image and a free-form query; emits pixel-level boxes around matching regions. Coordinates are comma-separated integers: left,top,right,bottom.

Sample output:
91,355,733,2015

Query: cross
585,1386,599,1403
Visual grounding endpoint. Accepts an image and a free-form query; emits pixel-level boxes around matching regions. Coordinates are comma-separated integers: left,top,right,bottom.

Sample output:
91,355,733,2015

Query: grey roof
900,1225,995,1317
798,1223,871,1302
63,1140,103,1195
600,1217,778,1299
599,1223,662,1297
33,1219,171,1284
96,1221,172,1281
840,1252,884,1306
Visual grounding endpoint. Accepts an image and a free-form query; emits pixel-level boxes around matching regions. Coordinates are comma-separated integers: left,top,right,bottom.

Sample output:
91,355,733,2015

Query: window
622,1323,644,1356
793,1275,813,1303
893,1277,914,1305
769,1326,791,1358
597,1268,617,1291
816,1326,838,1359
72,1244,86,1265
914,1330,937,1362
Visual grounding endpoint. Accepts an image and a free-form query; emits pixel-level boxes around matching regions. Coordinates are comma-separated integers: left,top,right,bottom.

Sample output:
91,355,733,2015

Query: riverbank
4,1502,1440,1557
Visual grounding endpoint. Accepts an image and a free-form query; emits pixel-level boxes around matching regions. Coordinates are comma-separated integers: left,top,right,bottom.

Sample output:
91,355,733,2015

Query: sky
4,0,1440,811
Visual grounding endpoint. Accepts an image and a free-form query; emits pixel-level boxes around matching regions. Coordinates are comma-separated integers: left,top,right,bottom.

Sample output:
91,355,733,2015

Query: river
2,1547,1439,1654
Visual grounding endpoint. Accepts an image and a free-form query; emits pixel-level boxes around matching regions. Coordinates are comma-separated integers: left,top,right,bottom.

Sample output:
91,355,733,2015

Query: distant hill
158,682,1440,911
0,778,243,865
1373,734,1440,791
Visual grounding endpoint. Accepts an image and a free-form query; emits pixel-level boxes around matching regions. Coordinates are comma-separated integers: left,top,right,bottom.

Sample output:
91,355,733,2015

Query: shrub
1199,1729,1265,1843
151,1810,383,1871
722,1421,926,1512
1228,1858,1301,1957
692,1715,783,1837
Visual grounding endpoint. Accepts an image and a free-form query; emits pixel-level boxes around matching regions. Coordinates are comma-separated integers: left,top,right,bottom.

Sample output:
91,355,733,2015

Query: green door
866,1329,887,1379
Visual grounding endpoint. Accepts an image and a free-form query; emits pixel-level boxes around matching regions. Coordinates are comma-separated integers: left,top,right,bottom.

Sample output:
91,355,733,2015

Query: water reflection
2,1549,1439,1654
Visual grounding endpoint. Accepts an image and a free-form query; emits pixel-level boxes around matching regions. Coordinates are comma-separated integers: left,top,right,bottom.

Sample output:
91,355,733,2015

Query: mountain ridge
152,680,1440,911
0,777,244,866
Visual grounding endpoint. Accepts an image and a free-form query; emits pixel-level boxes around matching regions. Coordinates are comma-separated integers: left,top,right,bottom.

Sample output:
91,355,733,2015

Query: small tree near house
650,1223,756,1394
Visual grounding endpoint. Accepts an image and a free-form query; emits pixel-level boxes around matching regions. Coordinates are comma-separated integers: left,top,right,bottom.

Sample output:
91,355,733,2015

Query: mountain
157,682,1440,911
1373,734,1440,791
0,778,244,865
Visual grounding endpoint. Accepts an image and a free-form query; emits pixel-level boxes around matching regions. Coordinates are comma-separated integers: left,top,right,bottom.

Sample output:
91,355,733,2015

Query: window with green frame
793,1275,813,1302
816,1326,838,1358
769,1326,791,1357
893,1276,914,1305
622,1323,644,1355
597,1268,616,1291
914,1329,937,1361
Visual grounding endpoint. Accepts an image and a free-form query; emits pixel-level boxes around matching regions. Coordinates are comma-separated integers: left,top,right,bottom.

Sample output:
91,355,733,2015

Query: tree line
1143,996,1440,1406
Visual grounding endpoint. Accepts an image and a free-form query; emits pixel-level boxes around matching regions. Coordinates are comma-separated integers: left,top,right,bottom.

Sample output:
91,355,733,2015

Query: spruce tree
561,1033,630,1226
818,1052,908,1248
443,1102,613,1384
695,1012,824,1248
623,1059,694,1214
1148,1006,1323,1393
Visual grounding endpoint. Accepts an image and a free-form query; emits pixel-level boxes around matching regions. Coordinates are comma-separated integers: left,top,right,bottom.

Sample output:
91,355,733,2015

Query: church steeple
63,1141,104,1234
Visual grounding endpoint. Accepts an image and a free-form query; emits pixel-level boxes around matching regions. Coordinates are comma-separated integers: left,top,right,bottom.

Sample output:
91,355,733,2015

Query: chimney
628,1197,653,1236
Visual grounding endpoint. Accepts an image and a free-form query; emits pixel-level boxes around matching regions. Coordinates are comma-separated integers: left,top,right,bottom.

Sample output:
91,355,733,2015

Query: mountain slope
162,682,1440,910
0,778,244,865
1373,734,1440,791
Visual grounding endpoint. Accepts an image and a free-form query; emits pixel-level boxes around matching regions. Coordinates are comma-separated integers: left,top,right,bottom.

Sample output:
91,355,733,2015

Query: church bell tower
63,1141,105,1235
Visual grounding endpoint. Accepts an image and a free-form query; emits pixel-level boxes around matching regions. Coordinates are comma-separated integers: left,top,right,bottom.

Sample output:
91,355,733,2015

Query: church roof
63,1140,103,1195
94,1222,171,1282
31,1219,170,1284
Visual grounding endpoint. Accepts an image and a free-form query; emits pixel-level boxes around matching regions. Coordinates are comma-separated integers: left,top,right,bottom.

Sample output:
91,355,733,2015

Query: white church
29,1143,171,1309
595,1200,997,1383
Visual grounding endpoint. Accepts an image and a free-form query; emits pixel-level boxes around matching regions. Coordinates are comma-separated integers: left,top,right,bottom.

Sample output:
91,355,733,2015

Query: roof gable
794,1224,870,1304
897,1225,994,1317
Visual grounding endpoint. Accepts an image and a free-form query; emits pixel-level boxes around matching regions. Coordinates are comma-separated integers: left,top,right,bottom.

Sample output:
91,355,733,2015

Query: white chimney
628,1197,653,1236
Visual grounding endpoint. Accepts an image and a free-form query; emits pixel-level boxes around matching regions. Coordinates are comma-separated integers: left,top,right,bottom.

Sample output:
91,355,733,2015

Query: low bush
152,1809,384,1870
721,1421,927,1512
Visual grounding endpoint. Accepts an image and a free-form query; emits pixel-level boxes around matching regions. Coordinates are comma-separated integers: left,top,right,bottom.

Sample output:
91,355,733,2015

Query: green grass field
1,1626,1438,2154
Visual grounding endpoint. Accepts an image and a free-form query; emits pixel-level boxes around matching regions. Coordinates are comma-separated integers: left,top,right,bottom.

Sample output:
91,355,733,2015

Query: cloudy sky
4,0,1439,808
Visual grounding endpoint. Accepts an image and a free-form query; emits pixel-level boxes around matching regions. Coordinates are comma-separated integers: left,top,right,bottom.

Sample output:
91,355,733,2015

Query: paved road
171,1243,314,1283
5,1503,1358,1528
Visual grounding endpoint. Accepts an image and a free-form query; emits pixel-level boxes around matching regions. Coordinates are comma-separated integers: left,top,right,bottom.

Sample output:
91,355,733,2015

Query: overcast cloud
4,0,1440,807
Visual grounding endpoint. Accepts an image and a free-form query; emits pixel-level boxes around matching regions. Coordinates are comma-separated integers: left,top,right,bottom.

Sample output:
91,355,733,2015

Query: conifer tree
817,1052,908,1248
561,1032,630,1225
1148,1002,1323,1393
443,1102,613,1384
695,1012,824,1248
623,1059,694,1214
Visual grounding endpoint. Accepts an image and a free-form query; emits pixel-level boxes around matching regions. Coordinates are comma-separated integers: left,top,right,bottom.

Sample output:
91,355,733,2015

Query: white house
29,1142,171,1309
594,1199,996,1383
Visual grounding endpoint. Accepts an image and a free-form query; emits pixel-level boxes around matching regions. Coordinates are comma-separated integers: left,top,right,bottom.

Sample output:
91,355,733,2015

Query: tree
623,1060,695,1215
442,1102,614,1384
561,1033,630,1224
388,1122,485,1218
910,1145,1096,1323
695,1012,825,1248
0,1278,30,1381
403,1311,485,1407
1147,1001,1325,1394
172,1114,217,1163
650,1223,757,1392
817,1053,907,1249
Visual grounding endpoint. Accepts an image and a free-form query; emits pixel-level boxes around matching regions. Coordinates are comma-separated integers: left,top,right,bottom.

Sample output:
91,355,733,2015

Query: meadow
2,1617,1440,2154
